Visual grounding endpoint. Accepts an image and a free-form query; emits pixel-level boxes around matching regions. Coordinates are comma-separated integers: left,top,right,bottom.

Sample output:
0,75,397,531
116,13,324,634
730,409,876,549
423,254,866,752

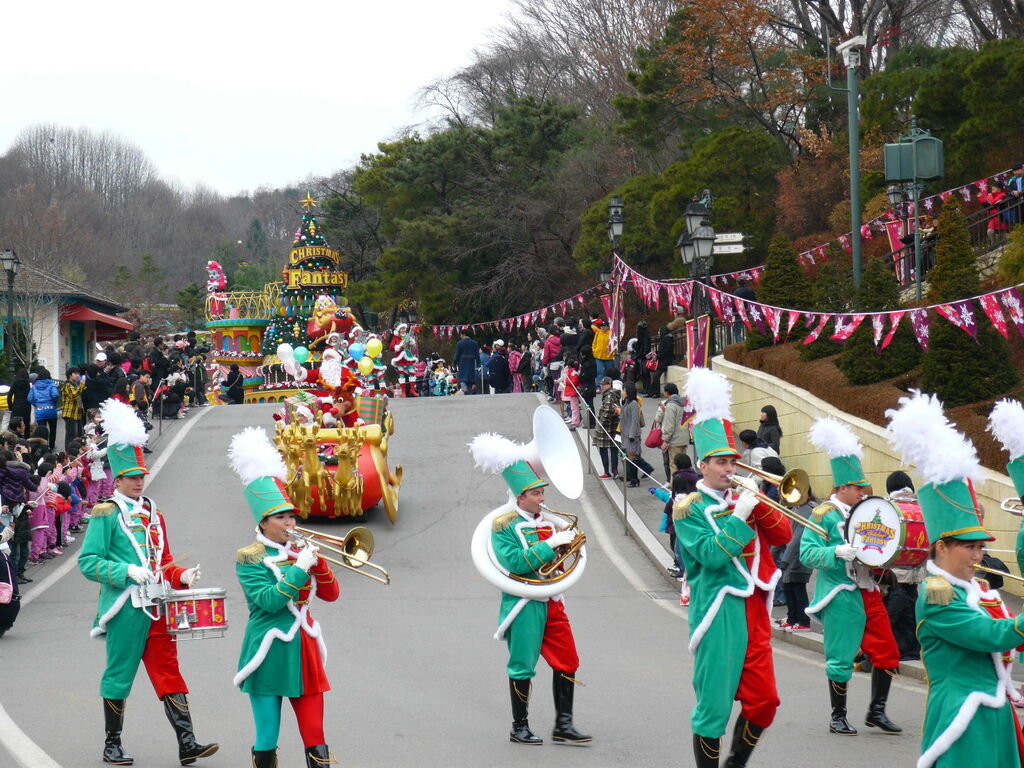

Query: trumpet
288,526,391,585
735,462,810,508
974,563,1024,585
727,476,829,538
1000,497,1024,516
537,505,586,579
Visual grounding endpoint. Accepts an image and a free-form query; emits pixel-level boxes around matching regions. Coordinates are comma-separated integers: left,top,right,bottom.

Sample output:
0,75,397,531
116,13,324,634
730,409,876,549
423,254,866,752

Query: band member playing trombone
228,427,339,768
470,417,591,747
891,391,1024,768
674,368,791,768
77,399,216,766
800,418,901,737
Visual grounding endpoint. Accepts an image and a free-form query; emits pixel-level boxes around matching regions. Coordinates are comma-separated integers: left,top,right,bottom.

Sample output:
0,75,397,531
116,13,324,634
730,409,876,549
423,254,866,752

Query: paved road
1,394,927,767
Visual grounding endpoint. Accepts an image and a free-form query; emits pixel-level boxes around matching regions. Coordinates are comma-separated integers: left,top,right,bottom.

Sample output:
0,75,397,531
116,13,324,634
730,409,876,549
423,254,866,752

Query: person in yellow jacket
590,314,614,388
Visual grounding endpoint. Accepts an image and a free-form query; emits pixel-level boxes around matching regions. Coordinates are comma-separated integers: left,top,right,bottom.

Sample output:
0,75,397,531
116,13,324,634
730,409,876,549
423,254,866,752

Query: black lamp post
606,196,624,252
0,250,20,383
679,193,717,356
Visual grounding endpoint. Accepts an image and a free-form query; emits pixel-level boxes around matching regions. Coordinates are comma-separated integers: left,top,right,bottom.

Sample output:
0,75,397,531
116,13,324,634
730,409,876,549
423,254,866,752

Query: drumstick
158,554,193,572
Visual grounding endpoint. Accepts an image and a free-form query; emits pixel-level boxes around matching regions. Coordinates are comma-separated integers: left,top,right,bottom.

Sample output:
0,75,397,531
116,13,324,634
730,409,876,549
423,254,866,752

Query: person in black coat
634,321,653,395
222,364,244,404
485,344,512,394
649,327,674,397
81,365,110,412
8,370,30,438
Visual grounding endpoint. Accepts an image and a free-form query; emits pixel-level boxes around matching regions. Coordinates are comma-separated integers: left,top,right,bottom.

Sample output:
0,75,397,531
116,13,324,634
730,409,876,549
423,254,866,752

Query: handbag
0,556,13,604
644,351,658,371
644,425,663,449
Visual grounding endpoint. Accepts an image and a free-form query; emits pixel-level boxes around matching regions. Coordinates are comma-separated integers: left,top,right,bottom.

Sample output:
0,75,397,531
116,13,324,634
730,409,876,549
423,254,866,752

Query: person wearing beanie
469,415,591,747
674,368,791,768
890,391,1024,768
77,399,216,766
800,417,902,738
229,427,340,768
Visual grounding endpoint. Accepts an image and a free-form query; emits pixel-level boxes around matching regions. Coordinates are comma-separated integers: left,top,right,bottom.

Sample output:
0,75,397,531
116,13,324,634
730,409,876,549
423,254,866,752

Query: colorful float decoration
204,193,402,520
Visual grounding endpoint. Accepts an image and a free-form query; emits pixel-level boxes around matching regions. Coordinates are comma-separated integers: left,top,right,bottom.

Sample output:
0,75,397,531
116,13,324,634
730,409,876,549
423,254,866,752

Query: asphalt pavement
1,394,929,767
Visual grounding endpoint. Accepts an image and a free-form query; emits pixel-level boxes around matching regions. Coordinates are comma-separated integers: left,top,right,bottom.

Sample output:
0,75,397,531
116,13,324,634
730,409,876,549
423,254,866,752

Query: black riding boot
304,744,334,767
161,693,220,765
102,698,133,765
829,679,857,735
552,670,592,744
251,748,278,768
509,678,543,744
723,716,765,767
692,734,721,768
865,668,902,733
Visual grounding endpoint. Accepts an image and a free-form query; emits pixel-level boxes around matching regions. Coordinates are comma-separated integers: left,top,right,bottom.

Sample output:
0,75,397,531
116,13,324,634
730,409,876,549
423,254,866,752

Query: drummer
77,399,217,766
800,418,902,737
228,427,340,768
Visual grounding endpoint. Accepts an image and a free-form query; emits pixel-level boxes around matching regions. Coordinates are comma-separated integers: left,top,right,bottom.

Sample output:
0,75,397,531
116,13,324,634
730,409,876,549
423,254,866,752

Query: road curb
571,424,928,683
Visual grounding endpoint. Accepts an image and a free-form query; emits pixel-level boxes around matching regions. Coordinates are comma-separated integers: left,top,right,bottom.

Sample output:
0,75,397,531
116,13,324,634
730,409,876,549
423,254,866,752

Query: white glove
834,544,859,562
732,490,758,522
126,565,153,584
0,526,12,544
731,474,759,495
181,565,201,586
546,530,576,549
293,546,319,572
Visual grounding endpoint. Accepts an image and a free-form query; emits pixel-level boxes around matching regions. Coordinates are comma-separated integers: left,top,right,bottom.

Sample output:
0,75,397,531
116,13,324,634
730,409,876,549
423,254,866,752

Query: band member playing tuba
800,418,902,737
674,368,791,768
889,391,1024,768
470,427,592,747
228,427,340,768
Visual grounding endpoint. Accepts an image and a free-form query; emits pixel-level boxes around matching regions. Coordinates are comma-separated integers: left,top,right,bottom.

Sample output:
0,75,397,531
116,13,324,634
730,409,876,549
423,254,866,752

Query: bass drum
470,506,587,600
844,495,928,569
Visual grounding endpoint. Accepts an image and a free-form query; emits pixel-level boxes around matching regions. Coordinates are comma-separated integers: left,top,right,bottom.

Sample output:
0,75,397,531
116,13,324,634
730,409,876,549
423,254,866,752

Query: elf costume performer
799,417,902,737
77,399,216,766
389,323,419,397
673,367,791,768
988,399,1024,579
228,427,340,768
888,391,1024,768
469,429,592,747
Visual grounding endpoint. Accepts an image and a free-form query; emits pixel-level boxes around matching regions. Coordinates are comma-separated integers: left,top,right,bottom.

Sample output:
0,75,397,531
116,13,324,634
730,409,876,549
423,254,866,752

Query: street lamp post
606,196,624,254
679,194,717,357
0,251,20,383
886,180,926,298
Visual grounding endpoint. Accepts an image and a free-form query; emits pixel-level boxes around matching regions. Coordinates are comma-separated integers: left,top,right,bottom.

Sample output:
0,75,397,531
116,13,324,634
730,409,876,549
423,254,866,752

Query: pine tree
836,257,920,384
745,232,813,350
799,246,852,361
920,199,1017,405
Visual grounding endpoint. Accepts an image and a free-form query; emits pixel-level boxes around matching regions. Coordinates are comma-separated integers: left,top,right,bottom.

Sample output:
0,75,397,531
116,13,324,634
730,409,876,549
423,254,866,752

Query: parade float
204,193,403,522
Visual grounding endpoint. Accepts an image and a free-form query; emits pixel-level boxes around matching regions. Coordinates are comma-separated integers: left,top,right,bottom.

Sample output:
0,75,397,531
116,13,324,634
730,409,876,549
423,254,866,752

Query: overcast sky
0,0,515,196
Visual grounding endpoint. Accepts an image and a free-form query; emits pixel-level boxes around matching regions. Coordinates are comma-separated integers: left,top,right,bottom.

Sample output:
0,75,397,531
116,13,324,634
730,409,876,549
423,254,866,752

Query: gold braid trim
672,492,702,521
740,720,761,747
236,542,265,564
829,679,848,696
925,576,954,605
90,502,117,518
697,737,720,758
492,510,520,532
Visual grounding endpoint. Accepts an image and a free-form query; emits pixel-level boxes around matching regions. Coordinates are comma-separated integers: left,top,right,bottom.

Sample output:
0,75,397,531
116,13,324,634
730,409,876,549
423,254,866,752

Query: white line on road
0,406,213,768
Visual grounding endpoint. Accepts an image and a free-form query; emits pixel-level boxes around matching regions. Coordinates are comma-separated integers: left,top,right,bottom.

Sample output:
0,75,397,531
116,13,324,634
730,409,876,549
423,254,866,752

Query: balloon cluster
277,343,310,382
350,337,384,376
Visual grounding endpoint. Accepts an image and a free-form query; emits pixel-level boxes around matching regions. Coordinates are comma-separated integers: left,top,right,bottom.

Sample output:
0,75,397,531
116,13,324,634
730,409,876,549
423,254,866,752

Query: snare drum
163,588,228,641
844,496,929,569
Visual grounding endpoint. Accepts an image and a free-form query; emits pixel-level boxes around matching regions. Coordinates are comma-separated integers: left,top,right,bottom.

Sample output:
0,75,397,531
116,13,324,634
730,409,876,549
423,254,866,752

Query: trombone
735,462,810,508
727,474,829,538
537,505,586,579
974,563,1024,585
288,526,391,585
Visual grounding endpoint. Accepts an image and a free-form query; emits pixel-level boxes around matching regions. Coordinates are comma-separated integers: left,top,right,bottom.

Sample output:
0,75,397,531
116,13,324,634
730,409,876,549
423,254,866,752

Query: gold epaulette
90,502,117,518
492,510,520,532
236,542,265,564
925,575,954,605
672,492,703,521
811,502,836,522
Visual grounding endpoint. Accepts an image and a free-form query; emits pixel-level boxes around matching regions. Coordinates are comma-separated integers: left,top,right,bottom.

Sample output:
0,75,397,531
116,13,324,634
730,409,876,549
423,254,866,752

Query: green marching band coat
233,533,340,698
916,561,1024,768
79,495,188,637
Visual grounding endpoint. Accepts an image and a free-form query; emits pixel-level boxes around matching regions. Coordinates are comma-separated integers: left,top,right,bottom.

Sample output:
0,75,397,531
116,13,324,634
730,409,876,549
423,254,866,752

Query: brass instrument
1000,497,1024,517
727,476,829,538
974,563,1024,585
735,462,810,507
288,526,390,585
537,506,586,579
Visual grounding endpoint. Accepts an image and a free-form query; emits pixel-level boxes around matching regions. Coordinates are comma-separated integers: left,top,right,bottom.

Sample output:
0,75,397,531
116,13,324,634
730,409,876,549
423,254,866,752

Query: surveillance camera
835,35,867,55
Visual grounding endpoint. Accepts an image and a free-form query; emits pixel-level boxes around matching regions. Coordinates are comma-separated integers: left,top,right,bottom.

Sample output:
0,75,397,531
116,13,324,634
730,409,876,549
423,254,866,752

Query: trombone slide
974,563,1024,585
728,477,828,538
289,527,391,585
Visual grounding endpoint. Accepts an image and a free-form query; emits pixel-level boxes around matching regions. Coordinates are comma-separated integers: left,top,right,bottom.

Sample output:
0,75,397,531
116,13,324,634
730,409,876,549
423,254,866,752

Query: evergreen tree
175,282,205,330
139,253,167,304
745,232,813,349
836,257,920,384
920,199,1017,405
799,247,853,361
108,264,136,304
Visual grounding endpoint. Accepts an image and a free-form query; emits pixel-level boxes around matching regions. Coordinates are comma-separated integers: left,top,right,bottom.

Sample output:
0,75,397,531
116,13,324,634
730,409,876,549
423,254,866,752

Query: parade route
1,395,927,767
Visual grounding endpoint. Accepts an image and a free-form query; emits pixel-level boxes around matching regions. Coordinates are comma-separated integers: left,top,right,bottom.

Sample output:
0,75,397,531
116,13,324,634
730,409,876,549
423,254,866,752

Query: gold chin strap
698,737,720,758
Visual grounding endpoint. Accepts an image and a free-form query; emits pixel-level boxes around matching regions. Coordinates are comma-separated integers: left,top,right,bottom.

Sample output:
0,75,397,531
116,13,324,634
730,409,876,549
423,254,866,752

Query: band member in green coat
890,391,1024,768
800,418,902,737
229,427,340,768
675,367,791,768
987,399,1024,578
77,399,216,766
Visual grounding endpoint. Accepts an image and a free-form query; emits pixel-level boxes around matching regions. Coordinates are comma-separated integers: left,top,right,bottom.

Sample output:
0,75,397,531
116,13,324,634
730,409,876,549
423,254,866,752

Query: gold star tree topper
300,192,318,210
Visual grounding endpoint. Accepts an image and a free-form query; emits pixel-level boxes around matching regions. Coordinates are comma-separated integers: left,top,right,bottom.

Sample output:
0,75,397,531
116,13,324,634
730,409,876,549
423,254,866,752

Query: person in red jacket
562,360,582,430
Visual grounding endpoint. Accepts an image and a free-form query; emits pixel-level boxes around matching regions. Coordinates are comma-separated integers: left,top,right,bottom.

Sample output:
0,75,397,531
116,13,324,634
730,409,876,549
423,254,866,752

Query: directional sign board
713,244,746,255
714,232,745,244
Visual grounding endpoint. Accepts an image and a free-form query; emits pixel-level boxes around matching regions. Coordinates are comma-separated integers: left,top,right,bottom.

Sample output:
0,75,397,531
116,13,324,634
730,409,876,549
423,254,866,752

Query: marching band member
469,430,591,747
889,391,1024,768
800,418,902,736
988,399,1024,579
77,399,215,766
674,368,791,768
228,427,340,768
